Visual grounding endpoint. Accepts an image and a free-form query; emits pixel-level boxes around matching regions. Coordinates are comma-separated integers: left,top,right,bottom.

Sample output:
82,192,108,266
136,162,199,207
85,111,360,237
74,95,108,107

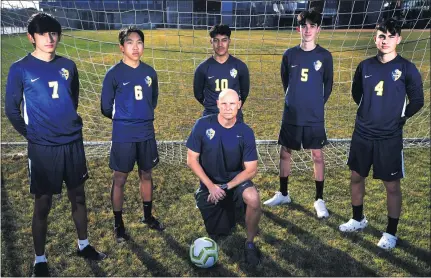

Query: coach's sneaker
314,199,329,218
263,191,291,207
114,225,130,243
141,216,165,231
244,241,261,265
377,232,397,250
77,245,107,261
339,217,368,232
32,262,50,277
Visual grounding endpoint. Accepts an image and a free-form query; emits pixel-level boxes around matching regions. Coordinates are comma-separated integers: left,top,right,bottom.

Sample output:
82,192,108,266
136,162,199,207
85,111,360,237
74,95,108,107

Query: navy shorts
195,181,254,238
109,138,159,173
278,122,327,150
28,140,89,195
347,132,404,181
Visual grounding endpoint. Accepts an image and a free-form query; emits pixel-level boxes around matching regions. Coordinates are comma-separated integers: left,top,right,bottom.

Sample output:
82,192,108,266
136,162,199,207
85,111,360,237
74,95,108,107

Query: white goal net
1,0,430,172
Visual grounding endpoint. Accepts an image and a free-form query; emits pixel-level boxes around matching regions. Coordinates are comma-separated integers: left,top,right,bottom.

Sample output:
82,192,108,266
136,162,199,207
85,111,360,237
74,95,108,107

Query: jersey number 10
215,79,228,91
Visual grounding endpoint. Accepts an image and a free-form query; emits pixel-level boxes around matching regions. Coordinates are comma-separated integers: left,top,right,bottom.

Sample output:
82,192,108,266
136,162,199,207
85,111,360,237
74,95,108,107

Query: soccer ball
189,237,219,268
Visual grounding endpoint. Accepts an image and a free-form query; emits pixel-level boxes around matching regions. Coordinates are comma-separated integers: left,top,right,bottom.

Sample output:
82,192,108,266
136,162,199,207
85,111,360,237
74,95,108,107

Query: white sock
34,254,47,265
78,239,89,251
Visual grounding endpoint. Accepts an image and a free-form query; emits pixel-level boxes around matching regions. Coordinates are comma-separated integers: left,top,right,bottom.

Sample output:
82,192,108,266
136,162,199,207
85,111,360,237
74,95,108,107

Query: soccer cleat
339,217,368,232
314,199,329,218
263,191,291,207
244,241,261,265
32,262,50,277
114,225,130,243
140,216,165,231
77,245,107,261
377,232,397,250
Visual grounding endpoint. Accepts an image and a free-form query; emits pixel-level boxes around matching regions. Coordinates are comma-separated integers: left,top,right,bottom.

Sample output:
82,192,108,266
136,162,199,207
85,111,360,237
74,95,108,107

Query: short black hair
376,18,401,36
118,26,145,46
209,24,231,38
27,12,62,37
297,8,322,26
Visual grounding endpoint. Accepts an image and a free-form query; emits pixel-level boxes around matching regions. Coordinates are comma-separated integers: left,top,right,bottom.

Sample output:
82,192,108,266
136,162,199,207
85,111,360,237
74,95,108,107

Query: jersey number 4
374,81,384,96
215,79,228,91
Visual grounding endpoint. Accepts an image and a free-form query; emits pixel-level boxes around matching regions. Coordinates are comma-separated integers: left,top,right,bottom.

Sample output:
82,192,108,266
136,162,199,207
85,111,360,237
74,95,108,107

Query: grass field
1,29,430,276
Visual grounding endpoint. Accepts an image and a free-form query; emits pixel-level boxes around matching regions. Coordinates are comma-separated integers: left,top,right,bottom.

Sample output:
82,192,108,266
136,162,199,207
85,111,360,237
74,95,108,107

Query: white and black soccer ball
189,237,219,268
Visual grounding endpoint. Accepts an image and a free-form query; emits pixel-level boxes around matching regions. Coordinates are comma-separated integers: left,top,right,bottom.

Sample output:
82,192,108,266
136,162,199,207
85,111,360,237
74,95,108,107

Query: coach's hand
207,185,226,204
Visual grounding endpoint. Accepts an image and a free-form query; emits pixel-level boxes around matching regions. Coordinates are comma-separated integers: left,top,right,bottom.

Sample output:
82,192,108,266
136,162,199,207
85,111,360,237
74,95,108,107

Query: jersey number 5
374,81,384,96
135,85,143,100
215,79,228,91
301,68,309,82
49,81,59,99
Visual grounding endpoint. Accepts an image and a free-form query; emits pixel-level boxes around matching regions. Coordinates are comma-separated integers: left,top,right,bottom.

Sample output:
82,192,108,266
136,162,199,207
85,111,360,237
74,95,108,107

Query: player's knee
351,171,364,184
68,185,86,205
243,188,261,210
384,181,401,195
280,147,291,161
34,195,52,219
139,169,152,181
311,150,324,164
113,172,128,187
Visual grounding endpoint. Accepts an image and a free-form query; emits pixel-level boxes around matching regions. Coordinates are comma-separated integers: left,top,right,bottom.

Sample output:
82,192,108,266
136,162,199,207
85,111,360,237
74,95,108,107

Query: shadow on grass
127,236,174,276
160,232,239,277
1,176,24,277
263,209,377,276
83,258,108,277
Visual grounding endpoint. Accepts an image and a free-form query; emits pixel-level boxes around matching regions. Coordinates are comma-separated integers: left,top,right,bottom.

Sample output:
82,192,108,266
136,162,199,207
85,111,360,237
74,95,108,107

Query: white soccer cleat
377,232,397,250
314,199,329,218
339,217,368,232
263,191,291,207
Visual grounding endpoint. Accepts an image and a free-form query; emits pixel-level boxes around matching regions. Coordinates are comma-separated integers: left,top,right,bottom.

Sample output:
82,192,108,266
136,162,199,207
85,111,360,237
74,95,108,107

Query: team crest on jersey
314,60,322,71
230,68,238,78
206,128,215,140
392,69,402,81
145,76,152,87
59,68,69,80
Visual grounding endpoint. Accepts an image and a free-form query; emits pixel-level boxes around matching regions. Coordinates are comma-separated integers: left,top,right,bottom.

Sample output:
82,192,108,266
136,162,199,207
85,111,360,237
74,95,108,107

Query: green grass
1,148,430,276
1,29,430,276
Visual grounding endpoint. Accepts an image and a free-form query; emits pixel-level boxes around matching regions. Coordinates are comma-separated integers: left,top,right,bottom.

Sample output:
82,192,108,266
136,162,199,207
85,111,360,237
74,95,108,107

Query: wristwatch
218,183,228,191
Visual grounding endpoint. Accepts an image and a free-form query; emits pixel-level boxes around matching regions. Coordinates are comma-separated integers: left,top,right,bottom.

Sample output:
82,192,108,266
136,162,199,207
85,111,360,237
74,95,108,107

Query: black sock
279,177,289,196
113,210,123,227
143,201,152,220
352,204,364,221
315,180,324,200
386,216,399,236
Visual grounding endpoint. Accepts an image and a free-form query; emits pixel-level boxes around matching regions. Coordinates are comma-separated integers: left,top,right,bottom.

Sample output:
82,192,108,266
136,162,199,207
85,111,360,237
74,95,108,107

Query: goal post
1,0,430,172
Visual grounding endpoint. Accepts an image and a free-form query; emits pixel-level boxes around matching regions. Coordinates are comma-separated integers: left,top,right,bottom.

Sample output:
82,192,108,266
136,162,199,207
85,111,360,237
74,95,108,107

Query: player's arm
323,52,334,104
280,51,289,93
351,63,363,105
100,70,116,119
71,63,80,110
402,63,424,123
152,71,159,109
193,64,206,105
238,62,250,106
5,63,27,138
187,149,226,202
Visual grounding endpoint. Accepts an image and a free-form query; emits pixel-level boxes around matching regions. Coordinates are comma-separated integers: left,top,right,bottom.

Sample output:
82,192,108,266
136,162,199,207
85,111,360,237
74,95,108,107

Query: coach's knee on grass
243,187,261,211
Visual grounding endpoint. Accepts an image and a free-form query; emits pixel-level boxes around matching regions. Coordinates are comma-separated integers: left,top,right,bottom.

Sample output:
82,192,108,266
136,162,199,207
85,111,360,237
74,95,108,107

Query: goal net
1,0,430,172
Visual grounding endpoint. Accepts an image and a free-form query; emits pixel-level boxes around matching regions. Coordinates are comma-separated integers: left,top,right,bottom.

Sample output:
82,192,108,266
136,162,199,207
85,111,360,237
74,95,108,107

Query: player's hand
208,185,226,203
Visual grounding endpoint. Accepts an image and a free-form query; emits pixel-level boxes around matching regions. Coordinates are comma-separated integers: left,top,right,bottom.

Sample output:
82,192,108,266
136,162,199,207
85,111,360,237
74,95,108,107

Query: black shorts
347,132,404,181
278,122,327,150
109,138,159,173
195,181,254,238
28,140,89,195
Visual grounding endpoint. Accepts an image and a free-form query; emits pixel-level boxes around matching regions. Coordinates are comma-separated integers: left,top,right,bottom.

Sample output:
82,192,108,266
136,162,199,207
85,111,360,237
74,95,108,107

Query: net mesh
1,0,430,172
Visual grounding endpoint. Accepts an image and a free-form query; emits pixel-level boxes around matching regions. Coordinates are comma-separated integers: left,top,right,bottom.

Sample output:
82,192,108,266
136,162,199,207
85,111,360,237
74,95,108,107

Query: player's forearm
186,158,216,190
5,108,27,138
404,99,424,118
226,166,257,189
100,104,113,119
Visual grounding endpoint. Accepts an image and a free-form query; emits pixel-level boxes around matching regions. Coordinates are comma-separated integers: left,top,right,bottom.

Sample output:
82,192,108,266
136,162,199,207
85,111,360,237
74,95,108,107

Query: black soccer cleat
77,245,107,261
140,216,165,231
32,262,50,277
114,225,130,243
244,241,261,265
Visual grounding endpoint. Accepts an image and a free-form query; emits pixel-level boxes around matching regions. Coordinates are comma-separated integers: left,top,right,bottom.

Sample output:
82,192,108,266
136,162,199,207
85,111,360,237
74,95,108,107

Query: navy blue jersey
5,54,82,145
186,114,258,189
101,61,159,142
281,45,333,126
352,55,424,139
194,55,250,115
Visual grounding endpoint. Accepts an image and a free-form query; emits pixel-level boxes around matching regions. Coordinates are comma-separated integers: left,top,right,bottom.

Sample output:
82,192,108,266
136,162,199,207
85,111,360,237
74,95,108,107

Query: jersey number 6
135,85,143,100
